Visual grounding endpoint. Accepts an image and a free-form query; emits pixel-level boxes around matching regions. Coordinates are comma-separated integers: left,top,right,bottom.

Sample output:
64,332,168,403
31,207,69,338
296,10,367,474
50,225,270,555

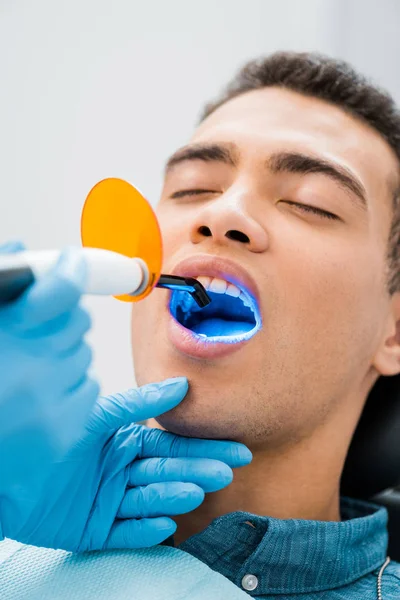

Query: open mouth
169,276,262,343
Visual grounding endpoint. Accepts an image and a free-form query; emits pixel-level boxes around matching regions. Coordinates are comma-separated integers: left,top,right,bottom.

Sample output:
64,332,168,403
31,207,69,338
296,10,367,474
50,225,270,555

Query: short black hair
201,51,400,296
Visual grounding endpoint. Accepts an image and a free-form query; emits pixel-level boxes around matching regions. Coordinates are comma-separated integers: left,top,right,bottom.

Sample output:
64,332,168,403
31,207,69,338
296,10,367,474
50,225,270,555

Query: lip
166,254,261,359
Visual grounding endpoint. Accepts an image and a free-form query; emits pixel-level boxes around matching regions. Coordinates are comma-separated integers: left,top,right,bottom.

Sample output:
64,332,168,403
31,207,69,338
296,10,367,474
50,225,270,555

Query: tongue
191,317,254,338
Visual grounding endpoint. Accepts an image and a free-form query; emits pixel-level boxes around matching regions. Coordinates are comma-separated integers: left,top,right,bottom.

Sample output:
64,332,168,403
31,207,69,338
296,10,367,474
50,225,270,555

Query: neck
147,386,364,546
172,439,343,546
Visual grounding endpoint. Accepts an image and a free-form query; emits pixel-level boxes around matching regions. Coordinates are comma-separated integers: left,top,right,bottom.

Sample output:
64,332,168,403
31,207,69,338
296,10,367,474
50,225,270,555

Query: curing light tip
156,275,211,308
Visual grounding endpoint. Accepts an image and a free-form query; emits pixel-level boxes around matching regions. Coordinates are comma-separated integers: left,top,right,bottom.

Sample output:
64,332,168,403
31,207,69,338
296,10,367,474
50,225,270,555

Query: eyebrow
165,142,368,210
165,142,238,173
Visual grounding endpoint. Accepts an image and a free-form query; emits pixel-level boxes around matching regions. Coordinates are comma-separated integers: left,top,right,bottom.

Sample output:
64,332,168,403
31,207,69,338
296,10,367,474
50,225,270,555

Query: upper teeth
196,276,252,308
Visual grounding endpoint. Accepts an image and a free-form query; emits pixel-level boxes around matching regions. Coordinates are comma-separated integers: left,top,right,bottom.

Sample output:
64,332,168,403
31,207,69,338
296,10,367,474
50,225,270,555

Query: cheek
131,295,160,357
131,291,164,332
280,236,385,363
156,206,191,256
131,297,161,386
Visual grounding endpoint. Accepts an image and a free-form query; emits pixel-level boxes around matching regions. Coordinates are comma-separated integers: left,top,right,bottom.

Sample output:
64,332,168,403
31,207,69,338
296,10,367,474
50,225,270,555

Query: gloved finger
117,482,205,518
23,306,92,354
88,377,189,434
140,427,253,468
128,457,233,493
1,247,87,331
103,517,177,550
54,341,93,393
0,241,26,254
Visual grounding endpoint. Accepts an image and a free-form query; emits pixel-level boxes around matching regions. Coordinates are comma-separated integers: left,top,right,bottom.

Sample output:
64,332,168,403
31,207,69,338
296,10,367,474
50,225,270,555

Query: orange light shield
81,178,162,301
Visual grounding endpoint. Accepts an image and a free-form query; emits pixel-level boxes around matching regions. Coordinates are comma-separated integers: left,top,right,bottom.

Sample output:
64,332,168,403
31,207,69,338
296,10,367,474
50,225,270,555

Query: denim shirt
167,497,400,598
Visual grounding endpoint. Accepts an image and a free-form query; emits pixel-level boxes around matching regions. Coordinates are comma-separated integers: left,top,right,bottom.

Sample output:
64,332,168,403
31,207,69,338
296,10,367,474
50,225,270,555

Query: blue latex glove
2,377,252,551
0,241,99,538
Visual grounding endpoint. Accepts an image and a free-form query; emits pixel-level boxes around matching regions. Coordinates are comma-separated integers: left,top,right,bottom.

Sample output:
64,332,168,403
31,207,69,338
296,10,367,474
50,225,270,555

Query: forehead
192,87,398,200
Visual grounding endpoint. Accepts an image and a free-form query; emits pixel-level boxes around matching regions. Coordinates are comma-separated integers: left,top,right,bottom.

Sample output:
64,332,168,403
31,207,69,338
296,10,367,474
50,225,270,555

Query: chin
154,390,245,442
156,413,239,440
155,414,214,439
154,387,211,438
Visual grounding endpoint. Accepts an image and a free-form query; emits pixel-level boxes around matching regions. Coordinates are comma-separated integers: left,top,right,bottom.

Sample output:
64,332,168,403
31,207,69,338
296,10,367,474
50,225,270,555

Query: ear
373,292,400,376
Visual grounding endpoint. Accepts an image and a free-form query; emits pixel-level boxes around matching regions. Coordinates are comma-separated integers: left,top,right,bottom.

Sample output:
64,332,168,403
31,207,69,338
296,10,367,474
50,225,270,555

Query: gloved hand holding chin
0,241,252,553
2,377,253,552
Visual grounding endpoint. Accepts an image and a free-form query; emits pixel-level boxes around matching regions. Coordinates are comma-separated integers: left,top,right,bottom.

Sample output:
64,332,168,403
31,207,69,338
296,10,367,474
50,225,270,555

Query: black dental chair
341,373,400,560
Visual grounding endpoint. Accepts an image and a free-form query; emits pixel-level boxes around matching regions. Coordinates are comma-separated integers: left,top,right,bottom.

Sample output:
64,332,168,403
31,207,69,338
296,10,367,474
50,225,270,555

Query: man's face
131,87,398,447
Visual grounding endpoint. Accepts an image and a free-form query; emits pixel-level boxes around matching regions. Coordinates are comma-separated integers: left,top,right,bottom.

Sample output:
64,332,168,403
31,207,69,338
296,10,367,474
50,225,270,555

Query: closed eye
282,200,339,221
170,190,340,221
170,188,219,199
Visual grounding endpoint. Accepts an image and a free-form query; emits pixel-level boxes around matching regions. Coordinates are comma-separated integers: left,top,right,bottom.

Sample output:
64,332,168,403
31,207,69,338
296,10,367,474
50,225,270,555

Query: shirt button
241,574,259,591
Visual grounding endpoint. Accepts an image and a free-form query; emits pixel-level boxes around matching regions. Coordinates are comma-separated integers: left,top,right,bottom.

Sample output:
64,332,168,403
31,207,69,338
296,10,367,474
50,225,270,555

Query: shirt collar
177,497,389,595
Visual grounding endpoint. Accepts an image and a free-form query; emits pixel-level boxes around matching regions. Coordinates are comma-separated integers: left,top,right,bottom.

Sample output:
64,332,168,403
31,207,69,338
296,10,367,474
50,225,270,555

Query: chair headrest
341,374,400,499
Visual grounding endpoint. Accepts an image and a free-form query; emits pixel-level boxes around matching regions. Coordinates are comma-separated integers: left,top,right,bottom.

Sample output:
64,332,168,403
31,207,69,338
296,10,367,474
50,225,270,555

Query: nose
189,191,268,253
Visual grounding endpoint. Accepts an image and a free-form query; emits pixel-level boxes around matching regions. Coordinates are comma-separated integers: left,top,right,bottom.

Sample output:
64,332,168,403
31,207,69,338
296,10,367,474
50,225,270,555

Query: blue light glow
169,286,262,344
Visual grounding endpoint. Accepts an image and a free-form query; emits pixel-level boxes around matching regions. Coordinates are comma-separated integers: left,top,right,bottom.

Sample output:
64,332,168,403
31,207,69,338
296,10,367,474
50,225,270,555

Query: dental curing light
0,178,210,308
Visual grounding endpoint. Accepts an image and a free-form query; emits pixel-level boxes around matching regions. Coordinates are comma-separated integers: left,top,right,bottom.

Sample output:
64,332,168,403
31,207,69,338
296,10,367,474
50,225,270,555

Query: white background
1,0,399,395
